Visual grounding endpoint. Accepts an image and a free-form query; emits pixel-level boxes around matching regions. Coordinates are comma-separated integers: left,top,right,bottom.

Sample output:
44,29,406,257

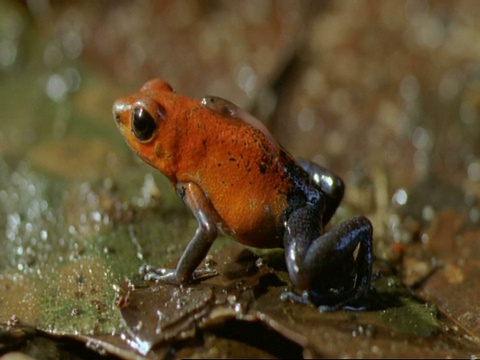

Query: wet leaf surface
403,210,480,343
117,245,275,355
69,251,479,359
1,0,480,358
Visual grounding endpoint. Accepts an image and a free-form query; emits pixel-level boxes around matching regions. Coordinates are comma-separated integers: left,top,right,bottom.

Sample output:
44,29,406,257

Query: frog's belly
230,223,283,249
212,192,286,249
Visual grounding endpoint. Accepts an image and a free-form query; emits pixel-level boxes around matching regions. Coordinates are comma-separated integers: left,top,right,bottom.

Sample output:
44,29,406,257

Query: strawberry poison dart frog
113,79,373,309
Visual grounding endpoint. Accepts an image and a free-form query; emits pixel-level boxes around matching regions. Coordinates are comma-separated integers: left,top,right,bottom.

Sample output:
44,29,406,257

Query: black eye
132,107,157,141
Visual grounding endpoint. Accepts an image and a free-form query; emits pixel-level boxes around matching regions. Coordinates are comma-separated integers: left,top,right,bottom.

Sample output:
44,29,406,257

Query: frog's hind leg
283,206,373,308
297,159,344,225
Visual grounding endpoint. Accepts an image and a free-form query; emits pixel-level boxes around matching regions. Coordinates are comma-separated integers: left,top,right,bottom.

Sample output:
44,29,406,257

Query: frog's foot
191,268,219,281
139,264,218,284
308,289,368,312
281,288,367,312
280,290,311,305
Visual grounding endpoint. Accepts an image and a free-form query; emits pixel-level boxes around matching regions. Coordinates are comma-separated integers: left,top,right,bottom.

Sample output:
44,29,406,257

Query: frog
113,78,373,309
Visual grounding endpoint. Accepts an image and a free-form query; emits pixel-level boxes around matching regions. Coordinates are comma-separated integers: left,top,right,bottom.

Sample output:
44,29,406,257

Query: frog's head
113,79,179,179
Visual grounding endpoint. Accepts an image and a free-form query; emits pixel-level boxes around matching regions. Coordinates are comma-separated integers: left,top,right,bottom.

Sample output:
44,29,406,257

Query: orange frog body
114,79,373,309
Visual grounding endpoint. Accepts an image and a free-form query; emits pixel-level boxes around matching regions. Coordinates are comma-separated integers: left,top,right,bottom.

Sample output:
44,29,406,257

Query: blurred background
2,1,480,195
1,1,480,358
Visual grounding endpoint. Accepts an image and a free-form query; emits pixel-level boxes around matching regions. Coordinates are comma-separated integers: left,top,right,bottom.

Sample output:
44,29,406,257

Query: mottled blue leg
283,203,373,309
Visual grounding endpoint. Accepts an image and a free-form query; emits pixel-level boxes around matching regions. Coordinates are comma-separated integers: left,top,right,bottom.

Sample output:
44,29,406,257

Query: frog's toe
280,289,311,305
140,266,178,283
191,268,218,280
139,265,218,284
138,264,160,275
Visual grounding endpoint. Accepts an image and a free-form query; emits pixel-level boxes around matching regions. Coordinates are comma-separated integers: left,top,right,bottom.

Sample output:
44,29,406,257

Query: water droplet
236,65,257,97
0,39,17,67
234,303,243,314
63,30,83,59
469,207,480,223
227,295,237,305
297,107,315,132
392,188,408,206
411,127,432,151
46,74,68,102
422,205,435,221
467,160,480,181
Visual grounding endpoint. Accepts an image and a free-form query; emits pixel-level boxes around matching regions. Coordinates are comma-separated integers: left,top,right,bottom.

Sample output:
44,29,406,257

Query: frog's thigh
284,207,372,293
305,216,372,286
297,159,344,201
297,159,344,224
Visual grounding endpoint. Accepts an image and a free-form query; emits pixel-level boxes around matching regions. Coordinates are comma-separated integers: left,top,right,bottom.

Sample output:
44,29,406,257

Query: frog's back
174,109,313,248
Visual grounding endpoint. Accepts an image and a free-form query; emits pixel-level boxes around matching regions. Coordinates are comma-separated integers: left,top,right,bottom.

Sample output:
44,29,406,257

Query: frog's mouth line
114,111,133,138
114,120,128,136
114,118,126,130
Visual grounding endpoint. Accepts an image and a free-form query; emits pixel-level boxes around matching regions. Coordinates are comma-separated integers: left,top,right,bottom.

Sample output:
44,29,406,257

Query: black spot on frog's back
258,163,267,174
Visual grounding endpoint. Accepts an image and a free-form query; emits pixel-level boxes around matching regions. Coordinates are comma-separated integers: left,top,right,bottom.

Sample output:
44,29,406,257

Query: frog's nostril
113,100,127,124
113,100,122,114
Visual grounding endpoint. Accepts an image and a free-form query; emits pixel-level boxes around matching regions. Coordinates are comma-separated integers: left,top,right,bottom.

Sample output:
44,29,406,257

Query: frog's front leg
283,204,373,308
142,182,218,284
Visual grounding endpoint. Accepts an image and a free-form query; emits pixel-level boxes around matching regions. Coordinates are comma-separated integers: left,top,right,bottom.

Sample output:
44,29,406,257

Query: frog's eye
132,107,157,141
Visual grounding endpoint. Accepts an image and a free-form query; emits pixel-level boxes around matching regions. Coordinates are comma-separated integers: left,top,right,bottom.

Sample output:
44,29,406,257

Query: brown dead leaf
404,209,480,343
117,244,276,355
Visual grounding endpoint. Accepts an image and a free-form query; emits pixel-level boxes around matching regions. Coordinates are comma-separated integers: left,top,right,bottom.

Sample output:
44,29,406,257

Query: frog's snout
113,100,129,126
